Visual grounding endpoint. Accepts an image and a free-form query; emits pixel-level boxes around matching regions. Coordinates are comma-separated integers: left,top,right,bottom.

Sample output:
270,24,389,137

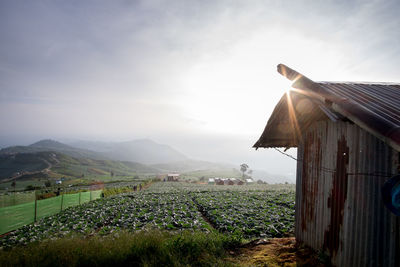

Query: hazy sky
1,0,400,179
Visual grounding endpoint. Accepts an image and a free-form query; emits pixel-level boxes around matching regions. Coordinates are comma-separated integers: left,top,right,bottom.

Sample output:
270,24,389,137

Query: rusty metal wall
296,120,400,267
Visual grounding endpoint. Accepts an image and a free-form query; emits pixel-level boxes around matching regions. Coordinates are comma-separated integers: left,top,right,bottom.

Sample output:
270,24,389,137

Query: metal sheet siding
296,120,400,266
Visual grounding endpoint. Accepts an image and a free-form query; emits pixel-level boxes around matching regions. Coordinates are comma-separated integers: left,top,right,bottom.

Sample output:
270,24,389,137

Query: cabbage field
0,182,295,248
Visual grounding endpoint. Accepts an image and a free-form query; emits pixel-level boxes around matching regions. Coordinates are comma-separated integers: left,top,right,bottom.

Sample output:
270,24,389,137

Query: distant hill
0,151,55,179
0,151,160,181
68,139,188,164
0,139,106,160
30,139,72,150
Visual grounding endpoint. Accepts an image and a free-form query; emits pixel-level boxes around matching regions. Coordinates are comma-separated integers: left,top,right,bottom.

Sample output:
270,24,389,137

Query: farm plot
0,182,295,248
192,190,295,238
0,191,209,248
133,182,295,238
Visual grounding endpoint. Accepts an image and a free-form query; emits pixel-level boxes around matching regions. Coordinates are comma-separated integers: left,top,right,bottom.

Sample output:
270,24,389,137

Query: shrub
36,192,56,200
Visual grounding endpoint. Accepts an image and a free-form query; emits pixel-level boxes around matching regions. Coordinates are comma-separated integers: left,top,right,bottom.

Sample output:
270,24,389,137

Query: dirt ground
229,238,327,267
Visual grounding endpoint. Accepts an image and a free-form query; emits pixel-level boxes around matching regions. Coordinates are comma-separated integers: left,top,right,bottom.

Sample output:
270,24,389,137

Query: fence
0,191,36,208
0,190,102,235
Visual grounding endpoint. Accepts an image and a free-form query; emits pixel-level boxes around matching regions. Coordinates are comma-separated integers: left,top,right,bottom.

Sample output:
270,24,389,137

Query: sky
1,0,400,180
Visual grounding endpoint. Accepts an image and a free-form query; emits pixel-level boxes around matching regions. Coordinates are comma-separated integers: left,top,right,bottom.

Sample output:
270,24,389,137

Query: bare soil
228,237,326,267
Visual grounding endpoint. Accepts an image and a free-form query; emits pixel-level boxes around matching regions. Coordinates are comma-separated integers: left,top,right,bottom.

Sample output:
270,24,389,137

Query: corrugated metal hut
254,64,400,267
236,179,244,185
167,173,179,182
215,178,224,185
225,179,235,185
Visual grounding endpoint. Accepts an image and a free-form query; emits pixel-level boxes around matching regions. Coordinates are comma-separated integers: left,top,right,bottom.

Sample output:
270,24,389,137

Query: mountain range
0,139,188,164
0,139,239,181
67,139,188,164
0,138,292,184
0,139,105,160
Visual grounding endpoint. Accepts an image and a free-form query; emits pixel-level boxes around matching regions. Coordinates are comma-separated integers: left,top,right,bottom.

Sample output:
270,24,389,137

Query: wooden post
12,179,16,206
60,191,64,211
79,192,81,205
34,190,37,222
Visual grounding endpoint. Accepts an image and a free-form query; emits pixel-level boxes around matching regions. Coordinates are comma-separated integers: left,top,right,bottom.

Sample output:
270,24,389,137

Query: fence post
34,190,37,222
60,191,64,211
79,192,81,205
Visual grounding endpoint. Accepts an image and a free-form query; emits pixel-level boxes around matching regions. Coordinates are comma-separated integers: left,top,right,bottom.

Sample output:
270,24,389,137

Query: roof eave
276,64,400,152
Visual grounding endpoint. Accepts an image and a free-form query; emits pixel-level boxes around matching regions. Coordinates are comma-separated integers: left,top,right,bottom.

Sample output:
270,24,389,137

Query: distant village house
167,173,179,182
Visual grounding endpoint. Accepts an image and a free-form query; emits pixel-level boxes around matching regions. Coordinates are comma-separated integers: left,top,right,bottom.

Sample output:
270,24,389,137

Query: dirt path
190,196,219,231
228,237,325,267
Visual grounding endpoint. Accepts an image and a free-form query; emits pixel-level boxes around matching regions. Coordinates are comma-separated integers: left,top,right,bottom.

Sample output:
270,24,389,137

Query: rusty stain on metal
298,121,399,266
324,135,349,255
301,132,320,231
279,120,399,266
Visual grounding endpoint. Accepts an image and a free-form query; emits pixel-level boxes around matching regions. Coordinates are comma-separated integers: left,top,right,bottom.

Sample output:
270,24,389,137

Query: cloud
1,0,400,176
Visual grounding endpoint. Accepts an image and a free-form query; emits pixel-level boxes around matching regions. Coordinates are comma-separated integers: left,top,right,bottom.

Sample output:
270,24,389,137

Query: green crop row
191,191,294,238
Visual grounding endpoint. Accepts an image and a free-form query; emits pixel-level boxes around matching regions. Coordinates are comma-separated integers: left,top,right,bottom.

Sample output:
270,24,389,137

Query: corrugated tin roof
254,64,400,151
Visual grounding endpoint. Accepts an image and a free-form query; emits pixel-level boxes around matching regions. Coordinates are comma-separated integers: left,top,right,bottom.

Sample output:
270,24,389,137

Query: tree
11,179,16,193
25,185,35,191
240,163,249,179
247,169,253,177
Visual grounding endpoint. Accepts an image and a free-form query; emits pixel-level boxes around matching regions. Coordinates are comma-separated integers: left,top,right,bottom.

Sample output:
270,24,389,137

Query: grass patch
0,230,238,267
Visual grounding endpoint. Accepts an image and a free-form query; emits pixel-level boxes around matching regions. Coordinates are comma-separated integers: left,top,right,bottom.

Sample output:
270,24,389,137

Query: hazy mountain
68,139,188,164
151,159,236,173
66,140,115,153
0,139,106,160
30,139,73,150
